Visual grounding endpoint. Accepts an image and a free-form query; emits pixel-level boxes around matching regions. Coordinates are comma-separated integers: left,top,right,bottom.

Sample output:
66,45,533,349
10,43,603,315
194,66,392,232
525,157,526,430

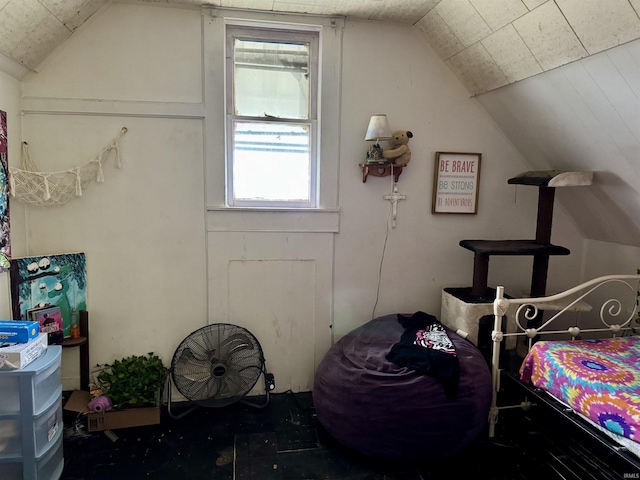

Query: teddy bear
383,130,413,166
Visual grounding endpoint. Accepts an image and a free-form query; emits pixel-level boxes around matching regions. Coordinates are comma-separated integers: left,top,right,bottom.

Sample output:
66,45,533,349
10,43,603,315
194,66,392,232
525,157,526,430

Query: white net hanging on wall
9,127,128,207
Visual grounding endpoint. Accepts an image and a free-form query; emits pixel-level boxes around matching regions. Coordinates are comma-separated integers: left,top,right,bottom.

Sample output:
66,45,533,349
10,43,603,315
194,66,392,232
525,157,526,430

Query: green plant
95,352,167,409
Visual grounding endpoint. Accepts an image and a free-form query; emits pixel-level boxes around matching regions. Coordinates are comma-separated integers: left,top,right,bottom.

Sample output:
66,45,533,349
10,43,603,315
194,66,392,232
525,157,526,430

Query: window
226,25,319,208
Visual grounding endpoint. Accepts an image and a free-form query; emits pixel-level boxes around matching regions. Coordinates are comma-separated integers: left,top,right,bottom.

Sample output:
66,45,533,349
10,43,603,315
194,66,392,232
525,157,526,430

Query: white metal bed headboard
488,274,640,437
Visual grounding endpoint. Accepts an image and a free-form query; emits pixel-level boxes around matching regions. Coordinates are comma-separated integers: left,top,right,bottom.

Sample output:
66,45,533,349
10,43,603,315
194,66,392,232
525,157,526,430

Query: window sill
206,207,340,233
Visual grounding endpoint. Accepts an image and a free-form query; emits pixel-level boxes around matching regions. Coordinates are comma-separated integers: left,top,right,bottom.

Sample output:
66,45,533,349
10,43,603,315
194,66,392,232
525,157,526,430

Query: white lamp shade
365,114,392,141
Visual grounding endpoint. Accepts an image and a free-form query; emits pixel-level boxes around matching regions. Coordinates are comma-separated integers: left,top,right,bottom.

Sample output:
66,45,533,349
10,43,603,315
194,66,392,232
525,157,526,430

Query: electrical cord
371,189,394,320
64,410,91,439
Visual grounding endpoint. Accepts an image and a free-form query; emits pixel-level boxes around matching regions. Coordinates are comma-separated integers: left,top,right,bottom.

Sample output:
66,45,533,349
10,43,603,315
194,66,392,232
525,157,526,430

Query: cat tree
440,170,593,349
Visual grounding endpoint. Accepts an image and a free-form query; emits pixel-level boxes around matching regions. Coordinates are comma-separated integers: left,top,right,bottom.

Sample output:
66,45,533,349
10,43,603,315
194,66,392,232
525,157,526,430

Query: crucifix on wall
383,183,406,228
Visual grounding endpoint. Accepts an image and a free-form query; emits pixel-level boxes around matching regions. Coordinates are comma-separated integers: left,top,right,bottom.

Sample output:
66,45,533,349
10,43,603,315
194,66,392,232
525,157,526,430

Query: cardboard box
0,333,48,370
64,390,161,432
0,320,40,343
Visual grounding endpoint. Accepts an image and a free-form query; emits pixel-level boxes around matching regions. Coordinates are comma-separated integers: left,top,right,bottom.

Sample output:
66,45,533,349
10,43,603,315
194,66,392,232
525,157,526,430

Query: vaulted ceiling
2,0,640,247
2,0,640,95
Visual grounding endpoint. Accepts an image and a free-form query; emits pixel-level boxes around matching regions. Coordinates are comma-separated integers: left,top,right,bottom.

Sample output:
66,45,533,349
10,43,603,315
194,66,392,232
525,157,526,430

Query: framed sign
432,152,481,214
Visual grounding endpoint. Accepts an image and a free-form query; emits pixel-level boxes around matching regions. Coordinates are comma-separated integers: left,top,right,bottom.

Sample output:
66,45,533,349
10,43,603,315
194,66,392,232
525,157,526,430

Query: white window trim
204,8,343,220
225,24,319,208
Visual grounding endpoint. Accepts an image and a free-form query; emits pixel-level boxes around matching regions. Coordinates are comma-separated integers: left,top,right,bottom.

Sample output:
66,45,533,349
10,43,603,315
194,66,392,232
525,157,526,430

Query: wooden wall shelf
359,163,404,183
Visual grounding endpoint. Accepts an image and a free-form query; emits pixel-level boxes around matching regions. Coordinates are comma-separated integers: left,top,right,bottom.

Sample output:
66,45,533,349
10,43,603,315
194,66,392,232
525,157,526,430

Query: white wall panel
19,114,207,389
228,260,316,391
207,231,333,393
582,240,640,278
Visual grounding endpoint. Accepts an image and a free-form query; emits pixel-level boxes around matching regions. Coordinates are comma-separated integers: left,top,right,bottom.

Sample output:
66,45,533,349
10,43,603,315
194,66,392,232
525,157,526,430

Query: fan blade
184,338,218,362
188,375,223,401
173,348,212,383
219,365,247,398
219,333,254,358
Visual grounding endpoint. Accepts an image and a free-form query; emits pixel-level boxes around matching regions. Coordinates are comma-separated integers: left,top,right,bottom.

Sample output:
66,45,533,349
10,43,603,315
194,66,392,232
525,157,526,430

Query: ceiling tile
469,0,527,31
40,0,108,31
161,0,208,4
311,0,438,23
631,0,640,16
313,0,371,19
273,1,325,14
435,0,491,47
66,0,108,31
446,42,509,94
365,0,440,23
220,0,274,9
275,0,324,4
0,0,49,53
0,0,10,10
482,24,542,83
521,0,546,9
556,0,640,55
415,8,465,60
11,13,70,69
320,0,379,20
513,0,587,71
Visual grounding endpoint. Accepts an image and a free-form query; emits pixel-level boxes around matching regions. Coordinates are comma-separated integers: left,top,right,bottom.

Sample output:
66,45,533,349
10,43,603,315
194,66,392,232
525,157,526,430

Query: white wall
581,239,640,278
13,3,588,390
555,239,640,334
19,4,207,389
332,20,586,337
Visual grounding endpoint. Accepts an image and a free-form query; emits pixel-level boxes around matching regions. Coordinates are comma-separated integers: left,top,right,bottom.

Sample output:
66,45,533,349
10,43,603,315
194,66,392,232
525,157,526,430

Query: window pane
232,121,311,202
234,39,309,119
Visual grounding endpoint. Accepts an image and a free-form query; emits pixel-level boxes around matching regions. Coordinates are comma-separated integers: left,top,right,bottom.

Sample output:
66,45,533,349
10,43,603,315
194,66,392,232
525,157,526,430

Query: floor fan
166,323,275,419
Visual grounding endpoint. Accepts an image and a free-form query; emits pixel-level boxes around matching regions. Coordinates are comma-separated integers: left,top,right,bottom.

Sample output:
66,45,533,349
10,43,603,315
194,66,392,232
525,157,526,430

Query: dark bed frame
489,274,640,479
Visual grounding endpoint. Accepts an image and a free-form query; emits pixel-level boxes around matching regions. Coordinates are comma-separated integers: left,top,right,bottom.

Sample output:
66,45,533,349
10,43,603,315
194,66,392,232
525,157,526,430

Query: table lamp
364,114,392,162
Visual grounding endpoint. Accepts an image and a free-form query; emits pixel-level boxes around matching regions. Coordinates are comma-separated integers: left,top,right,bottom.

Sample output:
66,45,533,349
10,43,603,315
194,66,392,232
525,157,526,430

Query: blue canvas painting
10,252,87,337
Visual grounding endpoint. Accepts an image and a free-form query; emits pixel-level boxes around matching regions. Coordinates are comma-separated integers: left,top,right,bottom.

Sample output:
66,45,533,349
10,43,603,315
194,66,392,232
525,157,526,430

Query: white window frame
205,10,342,229
225,24,320,208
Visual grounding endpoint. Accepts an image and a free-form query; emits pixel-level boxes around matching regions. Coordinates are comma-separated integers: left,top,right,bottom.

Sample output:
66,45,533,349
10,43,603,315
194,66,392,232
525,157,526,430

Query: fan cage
170,323,266,408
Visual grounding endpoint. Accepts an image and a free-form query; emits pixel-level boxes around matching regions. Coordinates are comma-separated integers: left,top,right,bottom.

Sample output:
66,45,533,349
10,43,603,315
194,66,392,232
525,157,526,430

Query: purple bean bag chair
313,313,492,462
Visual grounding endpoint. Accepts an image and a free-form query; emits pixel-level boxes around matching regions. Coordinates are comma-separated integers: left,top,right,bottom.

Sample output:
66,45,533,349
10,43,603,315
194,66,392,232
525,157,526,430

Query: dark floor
60,391,542,480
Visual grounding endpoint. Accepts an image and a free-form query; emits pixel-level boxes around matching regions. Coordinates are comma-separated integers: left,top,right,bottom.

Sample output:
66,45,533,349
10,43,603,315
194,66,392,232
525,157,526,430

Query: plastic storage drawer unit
0,346,63,480
0,347,62,415
1,436,63,480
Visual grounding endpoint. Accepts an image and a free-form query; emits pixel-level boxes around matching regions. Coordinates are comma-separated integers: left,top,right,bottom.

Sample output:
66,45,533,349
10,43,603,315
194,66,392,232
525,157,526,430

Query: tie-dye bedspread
520,336,640,443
